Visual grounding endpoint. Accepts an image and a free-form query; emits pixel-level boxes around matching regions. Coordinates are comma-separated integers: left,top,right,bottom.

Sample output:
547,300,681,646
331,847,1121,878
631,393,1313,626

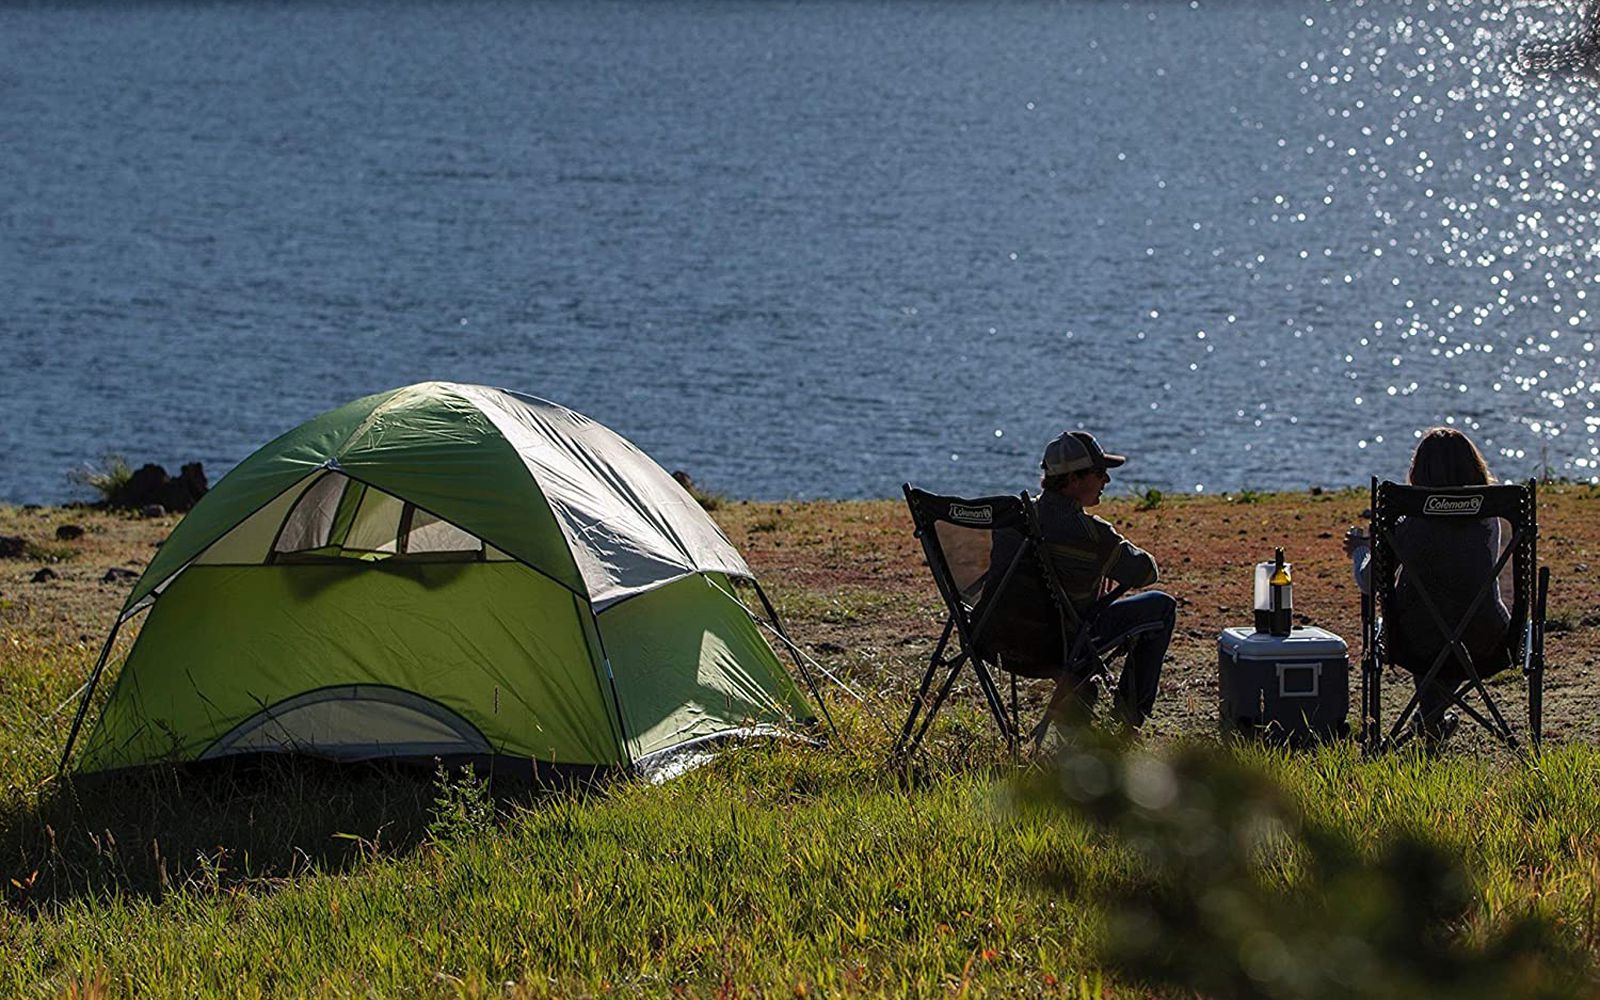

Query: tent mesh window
270,473,484,561
341,486,405,554
405,509,481,553
271,472,346,554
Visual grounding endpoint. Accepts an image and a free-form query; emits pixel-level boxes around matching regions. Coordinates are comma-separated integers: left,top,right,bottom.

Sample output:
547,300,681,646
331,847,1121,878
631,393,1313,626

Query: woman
1343,427,1512,742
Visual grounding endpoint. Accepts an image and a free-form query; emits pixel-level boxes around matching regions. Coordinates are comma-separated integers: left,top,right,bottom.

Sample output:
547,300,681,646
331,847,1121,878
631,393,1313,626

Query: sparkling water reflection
1290,0,1600,478
0,0,1596,501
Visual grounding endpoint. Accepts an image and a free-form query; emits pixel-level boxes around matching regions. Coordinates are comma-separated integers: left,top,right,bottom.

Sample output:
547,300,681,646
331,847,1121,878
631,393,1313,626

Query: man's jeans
1087,590,1177,726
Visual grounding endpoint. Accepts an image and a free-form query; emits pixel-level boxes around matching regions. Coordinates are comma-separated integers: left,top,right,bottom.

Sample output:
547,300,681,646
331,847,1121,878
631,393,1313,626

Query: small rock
55,524,85,541
814,641,847,655
1316,531,1333,539
670,470,696,491
140,504,165,518
101,567,139,584
21,504,42,512
31,567,57,583
1310,486,1324,496
0,535,26,559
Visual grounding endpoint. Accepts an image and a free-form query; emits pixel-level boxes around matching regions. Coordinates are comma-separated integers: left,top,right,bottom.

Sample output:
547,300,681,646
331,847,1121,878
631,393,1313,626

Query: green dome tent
61,382,818,776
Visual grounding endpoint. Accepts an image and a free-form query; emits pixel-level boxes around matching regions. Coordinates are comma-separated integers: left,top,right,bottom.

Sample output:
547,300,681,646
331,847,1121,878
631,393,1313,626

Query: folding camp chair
1359,478,1551,753
892,485,1129,759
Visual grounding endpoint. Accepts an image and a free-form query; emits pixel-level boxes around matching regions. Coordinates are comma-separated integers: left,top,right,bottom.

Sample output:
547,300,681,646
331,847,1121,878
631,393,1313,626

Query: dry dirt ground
3,486,1597,759
711,486,1600,753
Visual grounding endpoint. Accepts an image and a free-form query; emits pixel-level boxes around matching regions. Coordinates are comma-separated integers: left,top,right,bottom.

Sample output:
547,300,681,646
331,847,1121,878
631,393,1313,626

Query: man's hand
1341,525,1367,558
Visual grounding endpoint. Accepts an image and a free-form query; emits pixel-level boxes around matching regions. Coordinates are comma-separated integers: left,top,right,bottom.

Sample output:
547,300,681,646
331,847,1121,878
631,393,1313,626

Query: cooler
1218,625,1349,743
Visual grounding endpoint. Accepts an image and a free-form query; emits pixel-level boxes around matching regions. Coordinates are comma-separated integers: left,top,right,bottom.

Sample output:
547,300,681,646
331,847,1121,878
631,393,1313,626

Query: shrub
68,454,132,504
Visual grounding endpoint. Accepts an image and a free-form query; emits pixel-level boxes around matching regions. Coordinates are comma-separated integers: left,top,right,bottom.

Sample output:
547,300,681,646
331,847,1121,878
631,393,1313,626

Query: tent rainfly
61,382,820,776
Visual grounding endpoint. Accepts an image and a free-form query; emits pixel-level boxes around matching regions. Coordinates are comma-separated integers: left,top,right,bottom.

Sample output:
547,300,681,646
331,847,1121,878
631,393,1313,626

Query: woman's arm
1343,526,1371,594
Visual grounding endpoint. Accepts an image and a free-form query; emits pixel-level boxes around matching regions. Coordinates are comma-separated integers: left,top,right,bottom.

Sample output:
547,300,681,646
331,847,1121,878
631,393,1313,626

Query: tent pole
582,603,634,772
57,616,125,778
750,580,841,744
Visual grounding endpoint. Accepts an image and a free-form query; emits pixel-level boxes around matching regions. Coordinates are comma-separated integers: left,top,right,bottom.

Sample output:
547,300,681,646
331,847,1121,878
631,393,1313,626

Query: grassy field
3,490,1600,996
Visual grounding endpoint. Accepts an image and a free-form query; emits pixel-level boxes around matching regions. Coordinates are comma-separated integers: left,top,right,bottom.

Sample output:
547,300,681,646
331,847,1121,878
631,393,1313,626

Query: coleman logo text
1424,494,1483,515
950,504,993,525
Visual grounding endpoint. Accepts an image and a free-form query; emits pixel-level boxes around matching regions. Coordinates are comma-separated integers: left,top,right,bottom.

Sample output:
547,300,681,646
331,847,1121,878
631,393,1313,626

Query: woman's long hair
1408,426,1495,487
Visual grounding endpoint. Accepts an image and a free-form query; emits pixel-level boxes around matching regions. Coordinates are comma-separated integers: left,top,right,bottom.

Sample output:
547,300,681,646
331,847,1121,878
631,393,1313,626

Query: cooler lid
1218,625,1348,658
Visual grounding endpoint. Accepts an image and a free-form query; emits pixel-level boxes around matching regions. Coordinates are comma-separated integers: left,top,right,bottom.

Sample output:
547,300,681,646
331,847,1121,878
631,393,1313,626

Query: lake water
3,0,1597,503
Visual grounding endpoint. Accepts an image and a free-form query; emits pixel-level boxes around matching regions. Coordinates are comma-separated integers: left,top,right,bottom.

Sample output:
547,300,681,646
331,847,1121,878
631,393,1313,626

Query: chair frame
1358,477,1550,753
892,484,1126,760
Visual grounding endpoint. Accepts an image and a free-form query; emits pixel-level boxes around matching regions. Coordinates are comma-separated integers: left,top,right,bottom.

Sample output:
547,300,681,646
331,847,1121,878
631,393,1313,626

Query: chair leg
893,618,956,759
1457,674,1518,749
1010,670,1019,745
902,654,971,758
1530,565,1549,751
893,648,1018,759
1449,694,1501,740
893,654,944,759
1386,682,1427,746
970,661,1017,750
1362,661,1382,755
1530,662,1544,752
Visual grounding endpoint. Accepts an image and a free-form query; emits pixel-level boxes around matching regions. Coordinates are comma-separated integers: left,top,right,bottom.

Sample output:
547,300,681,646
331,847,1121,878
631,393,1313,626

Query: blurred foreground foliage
1039,733,1592,999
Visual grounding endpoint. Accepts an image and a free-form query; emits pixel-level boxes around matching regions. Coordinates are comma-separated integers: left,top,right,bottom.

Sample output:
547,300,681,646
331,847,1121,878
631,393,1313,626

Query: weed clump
1136,487,1165,511
68,454,132,504
426,764,496,847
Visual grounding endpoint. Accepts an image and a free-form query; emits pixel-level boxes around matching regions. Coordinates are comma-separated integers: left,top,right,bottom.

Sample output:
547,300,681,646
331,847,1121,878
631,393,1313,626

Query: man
986,430,1177,731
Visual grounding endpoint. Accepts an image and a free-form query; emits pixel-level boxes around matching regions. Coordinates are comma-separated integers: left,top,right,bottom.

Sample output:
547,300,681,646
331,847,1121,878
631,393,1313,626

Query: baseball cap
1041,431,1127,476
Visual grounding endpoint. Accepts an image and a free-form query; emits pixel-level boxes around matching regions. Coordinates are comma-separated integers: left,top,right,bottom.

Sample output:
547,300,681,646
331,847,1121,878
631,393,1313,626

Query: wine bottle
1269,547,1293,635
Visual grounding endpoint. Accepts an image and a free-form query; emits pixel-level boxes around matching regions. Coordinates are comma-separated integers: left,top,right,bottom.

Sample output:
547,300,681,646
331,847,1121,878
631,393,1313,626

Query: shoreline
5,484,1597,748
10,478,1582,511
